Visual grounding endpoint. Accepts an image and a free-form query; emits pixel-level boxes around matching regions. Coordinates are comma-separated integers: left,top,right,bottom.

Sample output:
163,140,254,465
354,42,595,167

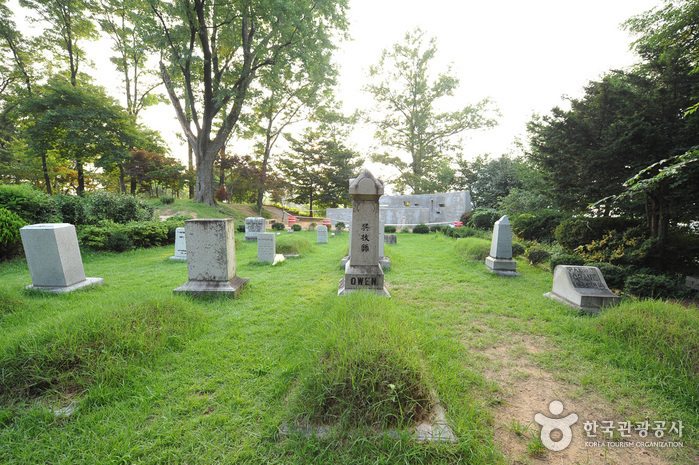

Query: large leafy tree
145,0,349,206
364,28,498,194
20,79,138,195
455,154,527,209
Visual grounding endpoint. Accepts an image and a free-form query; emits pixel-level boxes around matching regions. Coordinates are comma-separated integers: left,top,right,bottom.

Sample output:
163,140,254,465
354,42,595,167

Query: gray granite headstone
257,233,276,263
20,223,103,292
485,215,519,276
174,219,248,297
244,217,265,241
384,234,397,245
317,225,328,244
169,227,187,261
545,265,620,313
338,169,390,297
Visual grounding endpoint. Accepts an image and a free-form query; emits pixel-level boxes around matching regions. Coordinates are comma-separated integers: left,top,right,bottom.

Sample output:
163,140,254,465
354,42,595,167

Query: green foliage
511,209,568,242
163,215,192,242
499,187,553,217
524,246,551,265
584,262,627,289
549,253,585,271
291,224,302,232
236,224,246,233
454,237,491,261
456,154,528,209
0,183,59,223
308,222,317,231
271,222,285,231
511,242,525,257
0,207,27,260
468,208,501,230
412,223,430,234
577,227,653,267
624,274,680,300
441,226,488,239
384,225,396,233
84,191,154,224
77,220,168,252
53,194,88,225
429,224,446,233
275,236,310,255
160,196,175,205
555,216,643,252
335,221,345,231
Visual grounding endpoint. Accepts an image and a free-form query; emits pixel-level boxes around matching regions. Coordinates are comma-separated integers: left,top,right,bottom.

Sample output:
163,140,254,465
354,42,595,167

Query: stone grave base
26,277,104,293
379,257,391,270
174,276,249,297
169,256,186,261
338,278,390,297
544,291,619,314
485,256,519,276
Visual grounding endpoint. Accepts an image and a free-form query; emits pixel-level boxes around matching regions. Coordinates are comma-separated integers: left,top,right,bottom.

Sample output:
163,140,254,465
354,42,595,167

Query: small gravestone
257,233,276,263
338,169,390,297
485,215,519,276
317,225,328,244
169,227,187,261
20,223,103,292
384,234,397,245
686,276,699,291
545,265,620,313
174,219,248,297
244,217,266,241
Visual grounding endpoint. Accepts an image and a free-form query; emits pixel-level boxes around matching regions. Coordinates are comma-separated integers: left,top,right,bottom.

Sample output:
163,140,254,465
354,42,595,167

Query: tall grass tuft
454,237,492,261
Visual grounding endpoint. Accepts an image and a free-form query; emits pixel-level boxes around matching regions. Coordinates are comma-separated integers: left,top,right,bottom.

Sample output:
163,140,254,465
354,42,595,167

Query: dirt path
467,326,685,464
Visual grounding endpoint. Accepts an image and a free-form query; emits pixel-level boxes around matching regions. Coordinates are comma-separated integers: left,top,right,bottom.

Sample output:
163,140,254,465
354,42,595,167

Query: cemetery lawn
0,232,697,464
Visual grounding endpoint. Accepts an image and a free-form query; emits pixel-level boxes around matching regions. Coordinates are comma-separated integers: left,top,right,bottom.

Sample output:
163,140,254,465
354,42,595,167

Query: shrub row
0,208,27,261
77,215,188,253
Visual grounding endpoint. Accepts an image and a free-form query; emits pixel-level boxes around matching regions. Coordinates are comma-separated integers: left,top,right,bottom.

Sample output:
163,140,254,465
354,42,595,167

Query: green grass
0,231,696,463
150,198,258,222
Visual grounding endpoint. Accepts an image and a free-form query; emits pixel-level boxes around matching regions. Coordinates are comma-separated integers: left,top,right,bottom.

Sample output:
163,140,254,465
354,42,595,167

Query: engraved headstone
174,219,248,297
244,217,266,241
169,227,187,261
485,215,519,276
545,265,620,313
317,225,328,244
257,233,276,263
20,223,103,292
338,169,390,297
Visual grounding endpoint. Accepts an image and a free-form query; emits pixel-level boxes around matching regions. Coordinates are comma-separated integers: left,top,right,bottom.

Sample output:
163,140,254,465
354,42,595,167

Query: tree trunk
76,162,85,196
194,152,217,206
118,164,127,194
130,178,137,195
41,152,52,195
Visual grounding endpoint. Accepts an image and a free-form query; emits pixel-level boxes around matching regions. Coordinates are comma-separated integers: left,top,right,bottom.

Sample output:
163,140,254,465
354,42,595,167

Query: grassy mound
276,236,311,255
454,237,492,261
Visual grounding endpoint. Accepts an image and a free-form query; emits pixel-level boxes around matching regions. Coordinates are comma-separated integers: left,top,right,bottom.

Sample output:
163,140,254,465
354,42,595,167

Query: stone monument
485,215,519,276
244,217,266,241
20,223,103,292
257,232,276,263
545,265,621,313
338,169,390,297
317,225,328,244
169,227,187,261
173,219,248,297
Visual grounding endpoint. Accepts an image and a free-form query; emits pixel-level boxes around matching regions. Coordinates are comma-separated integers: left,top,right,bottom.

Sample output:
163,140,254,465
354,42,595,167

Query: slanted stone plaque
174,219,248,297
317,225,328,244
244,217,266,241
169,227,187,261
545,265,620,313
20,223,103,292
485,215,519,276
338,169,390,297
257,233,276,263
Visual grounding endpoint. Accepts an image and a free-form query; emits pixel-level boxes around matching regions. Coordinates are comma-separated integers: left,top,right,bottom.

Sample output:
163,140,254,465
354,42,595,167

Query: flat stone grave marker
257,233,276,263
244,217,266,241
485,215,519,276
20,223,103,292
545,265,620,313
174,219,248,297
169,227,187,261
317,225,328,244
338,169,390,297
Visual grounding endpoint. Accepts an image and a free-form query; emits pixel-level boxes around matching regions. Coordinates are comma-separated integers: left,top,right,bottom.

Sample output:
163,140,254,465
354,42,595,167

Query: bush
85,191,154,224
412,223,430,234
124,221,168,248
549,253,586,271
54,194,88,225
576,227,653,267
335,221,346,231
442,226,488,239
78,220,168,252
292,224,302,232
271,222,285,231
454,237,491,261
237,224,246,233
0,184,59,224
429,224,446,233
555,216,643,252
468,208,501,230
584,262,627,289
160,196,175,205
308,222,317,231
512,209,569,242
384,225,397,233
163,215,192,242
214,185,228,203
624,274,680,299
0,207,27,260
525,246,551,265
512,242,525,257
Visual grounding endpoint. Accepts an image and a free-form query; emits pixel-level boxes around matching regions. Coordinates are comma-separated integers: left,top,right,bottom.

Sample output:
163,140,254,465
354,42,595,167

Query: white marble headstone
257,233,276,263
170,227,187,261
317,225,328,244
545,265,620,313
